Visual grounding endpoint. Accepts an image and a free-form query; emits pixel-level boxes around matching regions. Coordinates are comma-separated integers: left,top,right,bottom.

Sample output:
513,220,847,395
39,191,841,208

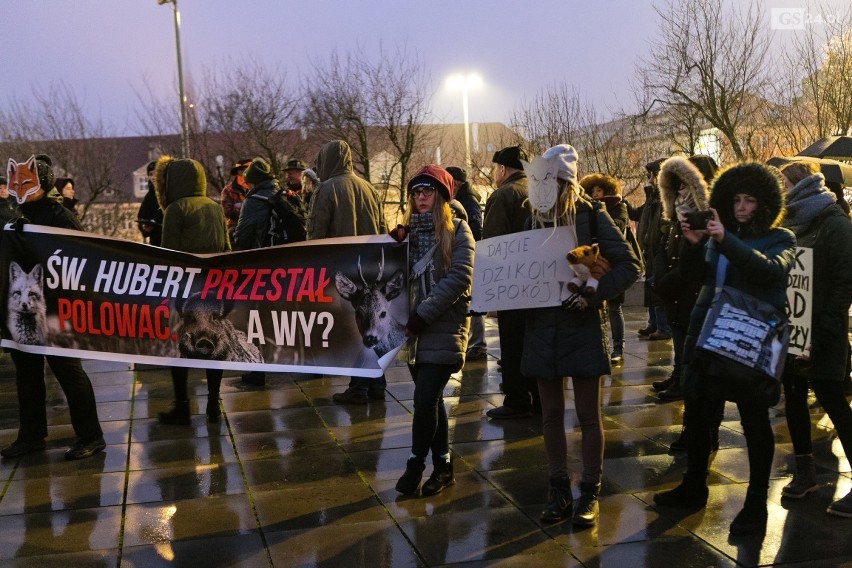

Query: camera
684,210,713,230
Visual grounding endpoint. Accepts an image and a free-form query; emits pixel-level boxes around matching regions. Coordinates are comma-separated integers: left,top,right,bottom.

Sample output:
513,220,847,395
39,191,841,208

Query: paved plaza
1,307,851,567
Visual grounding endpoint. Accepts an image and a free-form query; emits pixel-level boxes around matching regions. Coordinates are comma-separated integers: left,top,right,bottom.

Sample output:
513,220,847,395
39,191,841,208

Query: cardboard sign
471,226,576,312
785,247,813,357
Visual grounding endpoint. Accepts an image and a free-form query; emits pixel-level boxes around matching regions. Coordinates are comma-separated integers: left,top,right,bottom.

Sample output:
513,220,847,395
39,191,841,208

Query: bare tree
0,82,122,221
511,83,585,155
637,0,772,160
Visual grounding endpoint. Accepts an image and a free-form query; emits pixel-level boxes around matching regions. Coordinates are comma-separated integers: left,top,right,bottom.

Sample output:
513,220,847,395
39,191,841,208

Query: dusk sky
0,0,845,136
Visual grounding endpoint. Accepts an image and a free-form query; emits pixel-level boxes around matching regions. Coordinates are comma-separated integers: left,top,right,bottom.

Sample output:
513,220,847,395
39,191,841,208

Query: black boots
653,472,709,509
422,459,455,496
396,458,426,495
158,400,191,425
782,454,818,499
730,491,768,535
573,482,600,527
540,476,573,523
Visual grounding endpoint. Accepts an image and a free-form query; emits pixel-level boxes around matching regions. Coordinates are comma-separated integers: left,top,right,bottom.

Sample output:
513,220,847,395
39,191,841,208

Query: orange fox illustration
7,156,44,204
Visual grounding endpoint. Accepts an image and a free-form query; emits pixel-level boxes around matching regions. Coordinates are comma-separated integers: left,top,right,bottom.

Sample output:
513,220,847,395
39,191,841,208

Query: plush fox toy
566,244,611,296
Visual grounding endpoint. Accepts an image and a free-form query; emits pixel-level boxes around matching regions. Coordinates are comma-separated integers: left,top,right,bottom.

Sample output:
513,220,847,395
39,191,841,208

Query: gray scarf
409,212,437,302
784,174,835,235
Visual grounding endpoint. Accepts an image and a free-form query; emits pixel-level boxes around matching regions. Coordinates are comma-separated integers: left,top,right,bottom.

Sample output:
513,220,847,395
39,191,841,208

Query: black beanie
492,146,527,170
688,155,719,184
645,158,665,177
243,158,274,185
34,154,55,191
0,176,6,185
445,166,467,183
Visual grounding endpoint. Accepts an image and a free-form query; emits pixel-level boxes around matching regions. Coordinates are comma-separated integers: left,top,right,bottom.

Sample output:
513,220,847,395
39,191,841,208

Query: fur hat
492,146,528,171
407,164,455,201
243,158,274,185
283,159,306,172
33,154,55,192
542,144,579,185
658,156,710,221
709,161,785,234
229,158,252,176
445,166,467,183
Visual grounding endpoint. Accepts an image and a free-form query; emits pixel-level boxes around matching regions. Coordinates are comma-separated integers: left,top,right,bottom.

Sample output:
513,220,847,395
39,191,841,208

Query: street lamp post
446,73,483,175
158,0,189,158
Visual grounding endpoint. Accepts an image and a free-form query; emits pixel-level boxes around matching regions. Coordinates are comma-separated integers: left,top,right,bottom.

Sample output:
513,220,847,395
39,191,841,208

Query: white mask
523,156,560,214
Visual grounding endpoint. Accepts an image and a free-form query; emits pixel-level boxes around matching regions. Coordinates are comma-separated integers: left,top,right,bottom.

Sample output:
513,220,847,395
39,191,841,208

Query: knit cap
243,158,274,185
542,144,578,185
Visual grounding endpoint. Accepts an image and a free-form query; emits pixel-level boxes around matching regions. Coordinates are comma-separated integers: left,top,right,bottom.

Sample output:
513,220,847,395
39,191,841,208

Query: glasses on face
411,186,435,198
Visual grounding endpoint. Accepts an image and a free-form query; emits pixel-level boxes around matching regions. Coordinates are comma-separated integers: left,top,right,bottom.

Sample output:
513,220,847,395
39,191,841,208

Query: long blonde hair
405,193,454,272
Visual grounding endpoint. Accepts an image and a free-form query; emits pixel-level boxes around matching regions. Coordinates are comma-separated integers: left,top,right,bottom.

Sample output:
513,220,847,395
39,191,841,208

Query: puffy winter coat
521,199,641,380
233,179,277,251
308,140,385,239
411,218,475,369
455,182,483,241
154,157,230,254
483,171,529,239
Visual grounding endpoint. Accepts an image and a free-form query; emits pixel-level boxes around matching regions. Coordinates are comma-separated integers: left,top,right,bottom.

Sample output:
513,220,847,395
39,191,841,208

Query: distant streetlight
157,0,189,158
446,73,483,174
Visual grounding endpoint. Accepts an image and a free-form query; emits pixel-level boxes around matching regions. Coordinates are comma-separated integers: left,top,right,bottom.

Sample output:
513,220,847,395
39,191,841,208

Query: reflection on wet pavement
1,308,851,566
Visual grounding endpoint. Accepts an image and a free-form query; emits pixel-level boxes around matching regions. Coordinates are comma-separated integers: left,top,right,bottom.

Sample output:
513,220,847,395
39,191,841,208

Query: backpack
249,189,307,246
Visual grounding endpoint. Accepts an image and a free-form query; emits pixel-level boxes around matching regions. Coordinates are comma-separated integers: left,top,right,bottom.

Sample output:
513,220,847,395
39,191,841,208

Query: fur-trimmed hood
153,155,207,210
658,156,710,221
709,161,785,235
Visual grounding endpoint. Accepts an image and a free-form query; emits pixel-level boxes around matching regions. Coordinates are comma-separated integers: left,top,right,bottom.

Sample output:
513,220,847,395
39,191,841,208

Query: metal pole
170,1,189,158
462,80,471,174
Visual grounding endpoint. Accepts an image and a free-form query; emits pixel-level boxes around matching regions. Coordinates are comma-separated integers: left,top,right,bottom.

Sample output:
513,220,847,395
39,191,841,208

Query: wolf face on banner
335,251,406,358
174,293,263,363
7,262,48,345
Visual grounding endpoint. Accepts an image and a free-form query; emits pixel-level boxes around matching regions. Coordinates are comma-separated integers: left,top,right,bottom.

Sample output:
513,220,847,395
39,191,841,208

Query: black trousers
497,309,539,411
11,350,103,443
784,374,852,458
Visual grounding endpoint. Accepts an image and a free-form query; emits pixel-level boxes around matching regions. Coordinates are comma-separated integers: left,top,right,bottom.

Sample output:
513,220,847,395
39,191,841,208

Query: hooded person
1,154,106,461
654,162,796,536
521,144,640,527
652,155,714,404
310,140,388,404
153,155,231,424
638,158,672,345
308,140,385,240
0,174,20,225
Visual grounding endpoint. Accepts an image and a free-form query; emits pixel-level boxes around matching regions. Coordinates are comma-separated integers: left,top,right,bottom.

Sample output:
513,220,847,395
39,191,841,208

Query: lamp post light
157,0,189,158
446,73,483,175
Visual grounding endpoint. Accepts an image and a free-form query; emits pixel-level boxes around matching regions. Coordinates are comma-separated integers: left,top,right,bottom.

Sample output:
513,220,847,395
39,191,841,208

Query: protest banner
471,226,576,312
785,246,813,357
0,226,408,377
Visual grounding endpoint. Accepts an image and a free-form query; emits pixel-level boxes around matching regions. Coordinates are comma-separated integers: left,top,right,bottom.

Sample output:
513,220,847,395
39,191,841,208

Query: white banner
471,227,577,312
785,246,813,357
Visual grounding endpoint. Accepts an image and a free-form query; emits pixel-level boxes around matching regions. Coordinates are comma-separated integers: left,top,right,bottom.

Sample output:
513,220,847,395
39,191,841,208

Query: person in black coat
137,160,164,246
580,173,630,364
779,162,852,516
1,154,105,461
0,175,20,225
446,166,487,361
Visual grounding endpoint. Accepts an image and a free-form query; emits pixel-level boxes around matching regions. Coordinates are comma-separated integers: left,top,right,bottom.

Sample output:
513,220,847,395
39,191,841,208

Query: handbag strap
713,254,729,295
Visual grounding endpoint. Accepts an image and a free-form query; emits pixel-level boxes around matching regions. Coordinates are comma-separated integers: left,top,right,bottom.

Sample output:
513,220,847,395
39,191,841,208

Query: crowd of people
2,138,852,537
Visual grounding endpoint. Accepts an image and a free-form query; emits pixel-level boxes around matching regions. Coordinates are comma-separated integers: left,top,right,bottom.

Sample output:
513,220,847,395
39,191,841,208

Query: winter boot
669,427,687,453
158,400,191,425
653,472,709,508
540,476,573,523
610,343,624,365
573,482,601,527
782,454,818,499
422,458,455,496
729,491,768,535
395,457,426,496
827,489,852,517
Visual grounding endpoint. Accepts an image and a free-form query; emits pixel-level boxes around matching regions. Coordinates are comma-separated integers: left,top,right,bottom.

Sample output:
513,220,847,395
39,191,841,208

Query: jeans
654,305,671,334
608,301,624,347
467,315,487,354
347,375,387,396
11,350,103,443
409,363,455,462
